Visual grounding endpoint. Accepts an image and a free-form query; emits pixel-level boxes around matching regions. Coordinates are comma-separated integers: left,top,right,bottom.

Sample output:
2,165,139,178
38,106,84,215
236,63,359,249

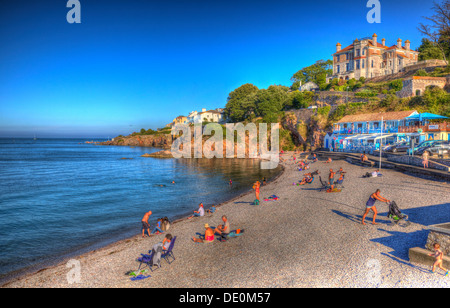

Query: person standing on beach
429,243,449,276
422,151,429,168
329,169,336,191
142,211,152,238
362,189,390,225
253,181,261,202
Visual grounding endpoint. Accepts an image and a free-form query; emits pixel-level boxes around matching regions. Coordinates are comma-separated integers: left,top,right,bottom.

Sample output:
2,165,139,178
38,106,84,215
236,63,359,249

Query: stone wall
426,230,450,255
386,154,450,172
397,76,447,98
404,59,448,73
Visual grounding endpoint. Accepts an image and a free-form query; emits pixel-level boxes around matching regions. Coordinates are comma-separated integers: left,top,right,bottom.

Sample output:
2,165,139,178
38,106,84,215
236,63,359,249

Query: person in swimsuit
253,181,261,202
192,224,215,243
362,189,390,225
329,169,336,190
429,243,449,276
141,211,152,238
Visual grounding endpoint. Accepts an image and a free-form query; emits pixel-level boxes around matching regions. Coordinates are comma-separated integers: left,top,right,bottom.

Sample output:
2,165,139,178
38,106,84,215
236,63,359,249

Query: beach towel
130,274,151,281
227,229,245,238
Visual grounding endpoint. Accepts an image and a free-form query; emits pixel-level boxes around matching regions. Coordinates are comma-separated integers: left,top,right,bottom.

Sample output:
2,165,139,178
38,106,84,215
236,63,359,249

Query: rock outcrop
101,134,173,148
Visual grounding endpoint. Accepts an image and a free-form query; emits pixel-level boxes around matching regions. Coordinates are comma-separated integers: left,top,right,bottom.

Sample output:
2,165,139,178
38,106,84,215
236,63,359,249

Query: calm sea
0,138,281,283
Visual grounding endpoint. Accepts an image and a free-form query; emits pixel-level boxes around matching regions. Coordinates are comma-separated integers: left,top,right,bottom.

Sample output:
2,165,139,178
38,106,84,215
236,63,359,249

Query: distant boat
33,134,37,141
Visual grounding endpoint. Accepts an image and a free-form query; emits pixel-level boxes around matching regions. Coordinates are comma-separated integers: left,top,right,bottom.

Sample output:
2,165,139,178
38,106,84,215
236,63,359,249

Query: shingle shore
3,155,450,288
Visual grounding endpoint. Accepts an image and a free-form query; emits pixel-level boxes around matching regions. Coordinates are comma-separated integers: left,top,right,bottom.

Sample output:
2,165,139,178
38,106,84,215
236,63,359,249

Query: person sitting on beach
162,234,173,251
214,215,230,241
192,224,215,243
142,211,152,238
325,157,332,164
152,218,164,235
299,173,314,185
188,203,205,219
362,189,390,225
312,154,318,162
206,205,216,214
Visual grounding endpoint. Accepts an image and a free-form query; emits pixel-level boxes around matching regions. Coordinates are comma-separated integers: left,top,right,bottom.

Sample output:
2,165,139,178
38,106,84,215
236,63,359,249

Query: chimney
336,43,341,52
372,33,378,45
397,38,402,49
405,40,411,51
382,38,386,47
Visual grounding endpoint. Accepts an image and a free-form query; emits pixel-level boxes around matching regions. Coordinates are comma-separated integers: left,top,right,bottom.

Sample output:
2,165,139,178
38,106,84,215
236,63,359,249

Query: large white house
187,108,225,124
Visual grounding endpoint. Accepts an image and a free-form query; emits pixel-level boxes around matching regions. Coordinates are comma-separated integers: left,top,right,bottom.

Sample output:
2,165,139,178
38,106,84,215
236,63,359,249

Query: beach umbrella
406,113,448,121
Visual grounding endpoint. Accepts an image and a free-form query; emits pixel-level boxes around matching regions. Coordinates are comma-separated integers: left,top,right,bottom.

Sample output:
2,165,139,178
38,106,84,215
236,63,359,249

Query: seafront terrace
398,122,450,133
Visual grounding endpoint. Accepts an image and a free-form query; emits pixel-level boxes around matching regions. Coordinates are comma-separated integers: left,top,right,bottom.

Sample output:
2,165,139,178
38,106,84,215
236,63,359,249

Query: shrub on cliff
415,69,429,77
389,79,403,92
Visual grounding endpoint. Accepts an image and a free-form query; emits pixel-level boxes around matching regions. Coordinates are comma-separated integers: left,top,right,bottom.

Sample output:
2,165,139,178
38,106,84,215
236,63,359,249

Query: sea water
0,138,281,282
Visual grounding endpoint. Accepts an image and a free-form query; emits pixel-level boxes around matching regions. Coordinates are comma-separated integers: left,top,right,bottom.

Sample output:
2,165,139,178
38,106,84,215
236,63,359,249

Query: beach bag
161,217,171,231
253,199,260,206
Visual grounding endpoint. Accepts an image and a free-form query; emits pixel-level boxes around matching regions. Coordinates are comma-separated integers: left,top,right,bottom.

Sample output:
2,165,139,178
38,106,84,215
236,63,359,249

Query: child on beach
362,189,390,225
206,205,216,214
429,243,449,276
142,211,152,238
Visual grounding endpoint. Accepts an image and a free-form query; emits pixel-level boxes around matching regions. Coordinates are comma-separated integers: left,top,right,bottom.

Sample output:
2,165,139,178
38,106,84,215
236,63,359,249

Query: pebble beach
3,154,450,288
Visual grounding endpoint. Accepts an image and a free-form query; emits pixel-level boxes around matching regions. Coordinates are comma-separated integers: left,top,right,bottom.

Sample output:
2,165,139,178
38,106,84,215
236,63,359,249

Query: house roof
199,110,222,115
337,110,417,123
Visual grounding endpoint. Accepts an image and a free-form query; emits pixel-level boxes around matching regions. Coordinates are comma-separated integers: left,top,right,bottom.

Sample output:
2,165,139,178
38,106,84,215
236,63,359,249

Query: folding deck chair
161,236,176,264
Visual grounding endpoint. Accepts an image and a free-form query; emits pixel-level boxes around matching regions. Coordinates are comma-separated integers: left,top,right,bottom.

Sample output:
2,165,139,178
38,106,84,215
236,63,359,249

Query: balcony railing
333,128,399,135
398,122,450,133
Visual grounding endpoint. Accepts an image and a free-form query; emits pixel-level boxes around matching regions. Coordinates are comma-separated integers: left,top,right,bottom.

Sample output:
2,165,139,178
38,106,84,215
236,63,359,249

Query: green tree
418,38,447,61
291,60,333,88
224,83,259,122
255,85,289,122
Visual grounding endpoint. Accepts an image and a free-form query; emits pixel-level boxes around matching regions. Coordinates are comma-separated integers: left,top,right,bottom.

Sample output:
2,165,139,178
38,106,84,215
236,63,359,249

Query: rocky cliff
101,134,173,148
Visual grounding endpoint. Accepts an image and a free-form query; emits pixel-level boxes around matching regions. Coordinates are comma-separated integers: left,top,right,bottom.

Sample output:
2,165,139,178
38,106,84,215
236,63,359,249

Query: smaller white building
187,108,225,124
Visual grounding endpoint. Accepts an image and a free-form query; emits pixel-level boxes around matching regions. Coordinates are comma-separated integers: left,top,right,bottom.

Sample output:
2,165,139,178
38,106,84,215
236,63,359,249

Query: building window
337,65,340,73
371,60,374,68
356,60,360,69
356,49,360,57
346,63,350,71
346,53,349,60
362,60,365,69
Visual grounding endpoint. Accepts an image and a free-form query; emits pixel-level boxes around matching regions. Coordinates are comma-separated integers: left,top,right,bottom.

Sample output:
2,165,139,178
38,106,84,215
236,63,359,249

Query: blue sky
0,0,436,138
